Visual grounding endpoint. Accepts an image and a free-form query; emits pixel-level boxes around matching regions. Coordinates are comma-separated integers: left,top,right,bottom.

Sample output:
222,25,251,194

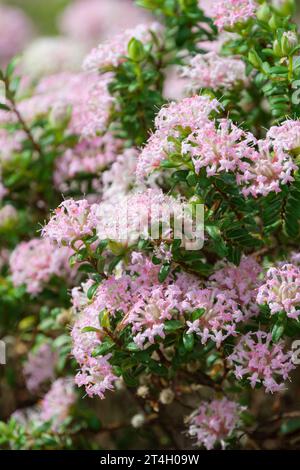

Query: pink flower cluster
10,239,74,295
137,96,296,198
71,282,118,398
59,0,148,46
42,199,98,247
1,72,114,139
23,344,57,394
40,378,76,430
209,256,261,318
183,119,256,176
54,135,121,192
188,398,243,449
236,140,296,197
228,331,294,393
0,4,33,66
267,120,300,154
186,256,261,346
83,23,162,71
136,95,220,180
75,355,117,399
257,263,300,319
211,0,257,31
96,188,190,245
181,52,247,91
102,148,139,202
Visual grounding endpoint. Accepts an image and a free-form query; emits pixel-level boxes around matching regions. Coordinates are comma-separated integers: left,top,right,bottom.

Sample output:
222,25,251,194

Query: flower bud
137,385,149,399
257,3,271,22
281,31,298,55
159,388,175,405
128,38,146,62
131,413,145,428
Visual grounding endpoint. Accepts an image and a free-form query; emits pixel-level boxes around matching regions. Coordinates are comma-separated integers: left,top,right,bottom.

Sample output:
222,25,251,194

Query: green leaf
271,317,287,342
92,339,114,357
0,103,10,111
192,308,205,321
183,332,194,351
87,283,98,300
126,342,140,352
164,320,183,332
158,264,171,283
281,419,300,435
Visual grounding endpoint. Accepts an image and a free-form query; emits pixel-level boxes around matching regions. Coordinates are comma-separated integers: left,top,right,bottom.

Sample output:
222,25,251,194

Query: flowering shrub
1,0,300,451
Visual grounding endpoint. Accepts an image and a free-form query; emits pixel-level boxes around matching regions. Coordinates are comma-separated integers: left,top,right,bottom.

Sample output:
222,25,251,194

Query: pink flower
59,0,148,46
184,119,256,176
228,331,295,393
75,355,117,398
40,378,76,430
267,120,300,153
185,287,242,347
102,148,139,202
54,135,121,192
181,52,247,91
154,95,220,133
9,239,74,295
211,0,257,31
136,95,220,180
209,256,262,318
237,140,296,197
257,264,300,319
1,72,113,138
23,344,57,394
188,398,243,449
83,23,161,71
0,5,33,66
42,199,98,246
96,188,192,245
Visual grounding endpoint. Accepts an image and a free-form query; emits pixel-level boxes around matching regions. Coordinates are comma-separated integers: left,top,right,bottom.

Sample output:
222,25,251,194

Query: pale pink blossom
42,199,98,246
83,23,162,71
184,119,256,176
257,264,300,319
209,256,262,318
10,239,74,295
54,135,121,192
75,355,117,398
1,72,113,138
211,0,257,31
40,378,76,430
136,95,220,180
0,5,33,66
267,120,300,154
21,37,86,80
181,52,247,91
228,331,295,393
59,0,148,46
188,398,243,449
23,344,57,394
237,140,296,197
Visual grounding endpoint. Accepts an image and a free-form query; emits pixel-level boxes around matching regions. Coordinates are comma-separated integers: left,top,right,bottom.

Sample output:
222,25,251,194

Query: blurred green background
1,0,71,34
